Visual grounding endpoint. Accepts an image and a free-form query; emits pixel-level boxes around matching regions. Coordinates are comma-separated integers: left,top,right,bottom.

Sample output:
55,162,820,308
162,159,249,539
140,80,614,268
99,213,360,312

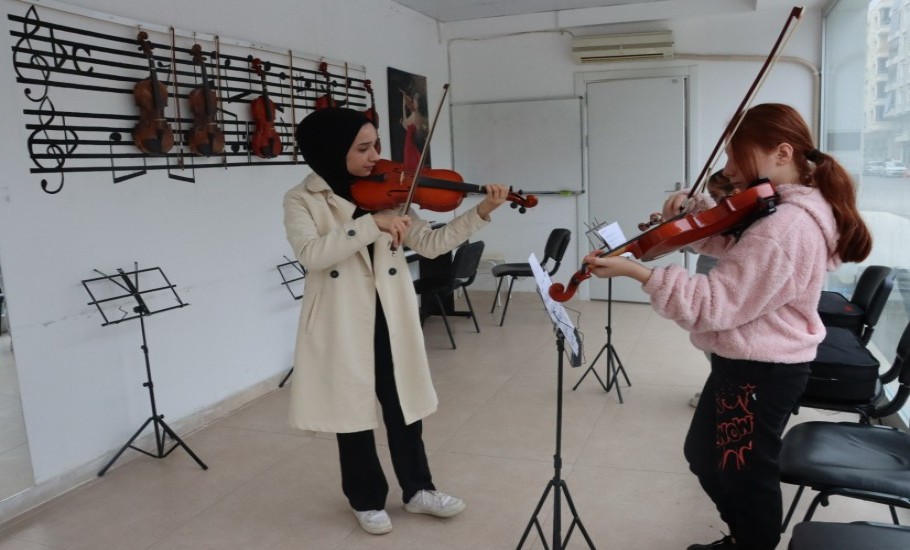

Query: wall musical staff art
8,4,370,194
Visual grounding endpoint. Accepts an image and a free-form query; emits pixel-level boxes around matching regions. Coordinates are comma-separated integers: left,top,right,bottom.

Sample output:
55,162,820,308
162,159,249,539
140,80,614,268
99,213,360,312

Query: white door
586,76,688,302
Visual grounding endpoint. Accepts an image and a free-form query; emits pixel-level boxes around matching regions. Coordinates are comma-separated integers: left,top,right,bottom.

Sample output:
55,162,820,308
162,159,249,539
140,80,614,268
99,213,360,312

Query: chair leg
781,485,805,532
463,288,480,333
491,276,505,313
433,294,456,349
499,277,516,327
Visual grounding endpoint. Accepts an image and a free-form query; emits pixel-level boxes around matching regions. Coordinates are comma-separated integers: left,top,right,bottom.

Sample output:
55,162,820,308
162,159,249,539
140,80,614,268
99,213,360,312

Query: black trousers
336,297,435,511
685,354,809,550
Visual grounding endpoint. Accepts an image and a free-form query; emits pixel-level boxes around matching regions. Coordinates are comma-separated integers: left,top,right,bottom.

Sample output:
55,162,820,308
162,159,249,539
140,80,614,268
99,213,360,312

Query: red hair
728,103,872,263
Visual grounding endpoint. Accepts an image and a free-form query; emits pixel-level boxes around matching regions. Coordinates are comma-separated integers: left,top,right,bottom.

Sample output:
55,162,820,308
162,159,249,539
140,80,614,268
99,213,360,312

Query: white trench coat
283,172,489,433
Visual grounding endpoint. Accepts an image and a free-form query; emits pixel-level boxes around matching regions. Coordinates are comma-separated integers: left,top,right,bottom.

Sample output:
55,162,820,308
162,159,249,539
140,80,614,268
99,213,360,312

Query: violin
187,45,224,157
250,58,282,158
350,159,538,213
132,32,174,155
548,6,803,303
363,79,379,127
314,62,337,110
548,182,779,302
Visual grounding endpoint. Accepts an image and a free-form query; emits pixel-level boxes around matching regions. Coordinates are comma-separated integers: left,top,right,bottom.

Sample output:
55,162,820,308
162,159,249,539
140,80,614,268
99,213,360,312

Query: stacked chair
796,265,897,423
789,521,910,549
413,240,485,350
779,320,910,532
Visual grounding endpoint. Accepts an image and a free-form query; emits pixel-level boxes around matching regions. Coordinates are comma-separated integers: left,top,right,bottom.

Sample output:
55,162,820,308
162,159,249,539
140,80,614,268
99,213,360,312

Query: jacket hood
775,183,841,271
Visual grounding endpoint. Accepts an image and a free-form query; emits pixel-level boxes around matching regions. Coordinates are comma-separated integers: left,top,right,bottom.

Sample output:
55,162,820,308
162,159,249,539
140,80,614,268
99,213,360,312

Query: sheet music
595,222,634,257
530,253,581,361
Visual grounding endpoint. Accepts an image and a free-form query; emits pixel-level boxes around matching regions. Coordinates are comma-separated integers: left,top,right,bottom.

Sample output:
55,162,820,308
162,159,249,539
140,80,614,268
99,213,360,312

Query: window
824,0,910,425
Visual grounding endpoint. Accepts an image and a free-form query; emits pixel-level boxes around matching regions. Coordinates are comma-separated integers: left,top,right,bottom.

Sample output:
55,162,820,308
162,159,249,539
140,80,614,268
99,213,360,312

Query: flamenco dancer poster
387,67,431,171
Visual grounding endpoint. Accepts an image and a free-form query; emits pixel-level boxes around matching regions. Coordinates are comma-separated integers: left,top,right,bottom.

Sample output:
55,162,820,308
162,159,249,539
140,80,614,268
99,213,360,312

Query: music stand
572,221,631,403
82,263,207,476
516,254,595,550
276,256,305,387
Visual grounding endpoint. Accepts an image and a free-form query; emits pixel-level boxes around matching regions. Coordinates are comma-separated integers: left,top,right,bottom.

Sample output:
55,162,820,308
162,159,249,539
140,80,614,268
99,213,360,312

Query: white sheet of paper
529,253,580,360
595,221,633,257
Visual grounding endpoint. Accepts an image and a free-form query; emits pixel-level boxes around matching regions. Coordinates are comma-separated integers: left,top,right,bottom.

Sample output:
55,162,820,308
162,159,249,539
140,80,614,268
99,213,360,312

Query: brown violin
548,6,803,303
548,182,779,302
249,58,282,158
187,45,224,157
314,62,338,110
363,78,379,127
132,32,174,155
350,158,538,213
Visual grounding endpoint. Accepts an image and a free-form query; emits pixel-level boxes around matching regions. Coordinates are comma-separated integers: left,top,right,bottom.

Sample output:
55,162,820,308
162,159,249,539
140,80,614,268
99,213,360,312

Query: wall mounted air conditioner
571,31,674,63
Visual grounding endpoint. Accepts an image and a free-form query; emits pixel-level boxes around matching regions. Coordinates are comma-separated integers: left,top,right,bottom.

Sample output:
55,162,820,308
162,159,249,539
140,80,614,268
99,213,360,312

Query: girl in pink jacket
582,103,872,550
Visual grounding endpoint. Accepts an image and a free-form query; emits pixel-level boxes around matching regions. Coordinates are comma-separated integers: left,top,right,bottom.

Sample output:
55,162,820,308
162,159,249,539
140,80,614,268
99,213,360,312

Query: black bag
804,327,880,402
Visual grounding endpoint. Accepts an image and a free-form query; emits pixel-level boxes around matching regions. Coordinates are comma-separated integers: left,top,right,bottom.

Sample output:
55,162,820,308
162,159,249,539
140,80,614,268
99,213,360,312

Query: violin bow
684,6,803,203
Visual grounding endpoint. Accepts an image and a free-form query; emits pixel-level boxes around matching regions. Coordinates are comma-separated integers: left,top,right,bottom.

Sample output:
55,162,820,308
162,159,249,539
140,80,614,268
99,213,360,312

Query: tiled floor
0,333,32,503
0,291,906,549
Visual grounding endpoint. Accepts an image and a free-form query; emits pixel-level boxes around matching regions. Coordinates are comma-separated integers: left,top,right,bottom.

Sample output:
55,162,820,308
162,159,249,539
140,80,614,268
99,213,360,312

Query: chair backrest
851,265,894,319
541,228,571,276
872,320,910,419
451,240,485,285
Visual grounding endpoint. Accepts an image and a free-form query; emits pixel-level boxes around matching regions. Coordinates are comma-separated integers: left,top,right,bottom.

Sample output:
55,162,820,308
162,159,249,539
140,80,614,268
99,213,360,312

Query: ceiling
390,0,823,24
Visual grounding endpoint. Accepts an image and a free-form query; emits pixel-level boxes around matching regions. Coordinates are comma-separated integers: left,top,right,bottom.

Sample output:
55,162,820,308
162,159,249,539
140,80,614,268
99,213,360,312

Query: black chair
413,240,485,349
819,265,894,344
789,521,910,550
779,421,910,531
797,320,910,424
490,228,571,326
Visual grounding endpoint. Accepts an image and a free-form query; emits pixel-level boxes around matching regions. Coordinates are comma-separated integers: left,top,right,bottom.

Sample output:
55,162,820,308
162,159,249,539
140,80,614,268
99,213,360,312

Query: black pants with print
336,296,435,511
684,354,809,550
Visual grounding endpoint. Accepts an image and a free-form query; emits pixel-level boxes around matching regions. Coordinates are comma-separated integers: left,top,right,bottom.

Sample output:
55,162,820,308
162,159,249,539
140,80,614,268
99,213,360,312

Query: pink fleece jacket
642,184,841,363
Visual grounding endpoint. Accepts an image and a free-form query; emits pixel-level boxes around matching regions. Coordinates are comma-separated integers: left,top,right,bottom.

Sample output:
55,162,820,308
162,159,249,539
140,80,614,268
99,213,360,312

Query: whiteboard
451,97,583,193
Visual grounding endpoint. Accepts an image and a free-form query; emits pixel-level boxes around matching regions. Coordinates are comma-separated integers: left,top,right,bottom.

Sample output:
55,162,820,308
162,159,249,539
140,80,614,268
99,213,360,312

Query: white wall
446,7,822,295
0,0,448,520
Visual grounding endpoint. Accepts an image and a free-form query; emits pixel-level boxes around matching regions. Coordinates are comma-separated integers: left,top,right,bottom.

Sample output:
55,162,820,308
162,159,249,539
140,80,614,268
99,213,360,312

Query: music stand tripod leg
279,367,293,388
517,332,595,550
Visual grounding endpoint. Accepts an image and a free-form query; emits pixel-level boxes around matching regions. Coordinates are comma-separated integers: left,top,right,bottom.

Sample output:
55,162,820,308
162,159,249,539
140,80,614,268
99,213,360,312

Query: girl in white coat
284,108,508,535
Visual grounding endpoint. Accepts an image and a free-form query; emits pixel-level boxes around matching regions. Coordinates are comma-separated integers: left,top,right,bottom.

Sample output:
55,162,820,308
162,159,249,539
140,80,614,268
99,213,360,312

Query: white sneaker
352,509,392,535
689,392,701,408
404,489,466,518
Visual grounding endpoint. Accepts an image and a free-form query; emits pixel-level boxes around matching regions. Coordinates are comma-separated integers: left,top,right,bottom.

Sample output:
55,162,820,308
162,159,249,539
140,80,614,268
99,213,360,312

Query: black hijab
296,108,373,201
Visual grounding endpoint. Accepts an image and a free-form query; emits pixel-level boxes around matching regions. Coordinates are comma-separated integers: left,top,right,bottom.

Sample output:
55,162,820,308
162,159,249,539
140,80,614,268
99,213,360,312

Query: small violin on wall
132,31,174,155
249,58,282,158
187,45,224,157
363,79,379,127
314,61,338,110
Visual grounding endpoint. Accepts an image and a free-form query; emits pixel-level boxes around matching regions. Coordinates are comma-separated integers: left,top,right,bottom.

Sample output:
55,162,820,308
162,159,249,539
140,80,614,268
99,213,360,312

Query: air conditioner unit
571,31,674,63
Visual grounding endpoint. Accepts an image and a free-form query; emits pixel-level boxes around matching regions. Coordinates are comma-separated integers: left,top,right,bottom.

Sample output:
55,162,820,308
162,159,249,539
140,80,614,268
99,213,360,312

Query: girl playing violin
582,103,871,550
283,107,508,535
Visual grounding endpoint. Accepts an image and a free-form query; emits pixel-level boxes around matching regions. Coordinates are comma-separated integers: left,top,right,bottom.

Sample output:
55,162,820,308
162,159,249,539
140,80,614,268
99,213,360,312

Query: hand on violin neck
583,253,652,284
372,213,411,248
476,184,509,220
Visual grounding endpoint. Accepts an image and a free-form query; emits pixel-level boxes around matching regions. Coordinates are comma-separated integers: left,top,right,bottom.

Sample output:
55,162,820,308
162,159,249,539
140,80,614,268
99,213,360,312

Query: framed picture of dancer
387,67,431,169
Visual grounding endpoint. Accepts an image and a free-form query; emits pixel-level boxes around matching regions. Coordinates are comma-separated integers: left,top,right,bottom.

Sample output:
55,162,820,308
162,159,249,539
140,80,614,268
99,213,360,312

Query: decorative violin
314,61,338,110
350,158,538,213
249,58,282,158
132,31,174,155
187,45,225,157
549,6,803,303
363,78,379,127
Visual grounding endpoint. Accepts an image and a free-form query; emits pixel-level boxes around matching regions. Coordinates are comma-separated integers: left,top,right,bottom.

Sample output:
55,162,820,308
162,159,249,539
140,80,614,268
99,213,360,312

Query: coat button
347,229,356,236
389,268,397,276
330,270,339,278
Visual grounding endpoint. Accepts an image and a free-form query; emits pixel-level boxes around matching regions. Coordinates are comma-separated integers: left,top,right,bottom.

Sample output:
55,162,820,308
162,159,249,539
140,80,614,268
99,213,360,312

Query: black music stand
517,258,595,550
83,264,207,476
573,222,631,403
276,256,305,388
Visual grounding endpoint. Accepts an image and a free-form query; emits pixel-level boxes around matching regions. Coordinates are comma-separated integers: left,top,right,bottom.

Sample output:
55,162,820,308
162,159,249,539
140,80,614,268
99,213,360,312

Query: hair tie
806,149,824,163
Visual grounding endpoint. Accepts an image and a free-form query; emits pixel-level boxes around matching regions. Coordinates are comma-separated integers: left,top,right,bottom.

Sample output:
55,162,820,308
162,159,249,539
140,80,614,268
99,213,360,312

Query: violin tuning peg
519,207,527,214
510,202,518,209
